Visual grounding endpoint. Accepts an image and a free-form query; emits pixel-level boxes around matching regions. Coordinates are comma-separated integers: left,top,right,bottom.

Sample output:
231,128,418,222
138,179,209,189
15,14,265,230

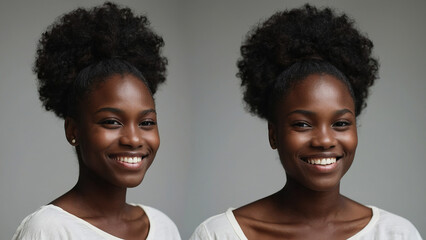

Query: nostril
119,135,143,148
311,137,336,149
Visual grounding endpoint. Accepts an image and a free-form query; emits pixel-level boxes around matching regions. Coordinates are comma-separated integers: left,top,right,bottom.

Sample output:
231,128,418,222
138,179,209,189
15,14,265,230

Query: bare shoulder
126,204,147,221
342,196,372,221
49,191,90,218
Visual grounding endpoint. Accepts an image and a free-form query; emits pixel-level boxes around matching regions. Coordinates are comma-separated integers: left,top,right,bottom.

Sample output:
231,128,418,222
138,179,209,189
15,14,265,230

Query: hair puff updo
237,4,379,121
35,2,167,119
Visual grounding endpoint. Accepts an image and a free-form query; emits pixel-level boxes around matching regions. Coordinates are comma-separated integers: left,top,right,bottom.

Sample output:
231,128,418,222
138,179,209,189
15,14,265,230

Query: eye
99,119,122,128
139,120,157,127
291,121,312,130
332,120,352,128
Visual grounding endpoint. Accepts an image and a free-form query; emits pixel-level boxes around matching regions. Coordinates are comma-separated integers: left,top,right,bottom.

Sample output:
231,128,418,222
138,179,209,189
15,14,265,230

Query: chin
128,178,145,188
115,175,145,188
126,182,142,188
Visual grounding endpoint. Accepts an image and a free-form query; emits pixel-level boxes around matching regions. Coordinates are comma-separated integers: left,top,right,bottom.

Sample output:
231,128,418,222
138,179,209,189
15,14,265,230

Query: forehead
81,74,155,113
279,74,355,113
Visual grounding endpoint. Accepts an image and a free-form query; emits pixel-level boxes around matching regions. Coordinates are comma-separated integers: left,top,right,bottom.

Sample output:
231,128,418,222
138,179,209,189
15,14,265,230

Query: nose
311,125,336,149
119,125,143,149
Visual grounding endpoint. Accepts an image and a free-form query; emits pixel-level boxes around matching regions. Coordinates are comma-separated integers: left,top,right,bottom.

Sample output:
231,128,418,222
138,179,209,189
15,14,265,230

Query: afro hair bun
237,4,379,120
35,2,167,119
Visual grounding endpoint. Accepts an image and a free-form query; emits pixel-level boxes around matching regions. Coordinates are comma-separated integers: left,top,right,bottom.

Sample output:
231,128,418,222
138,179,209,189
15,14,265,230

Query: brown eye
291,121,312,132
333,121,351,128
139,120,157,127
99,119,122,128
292,122,311,128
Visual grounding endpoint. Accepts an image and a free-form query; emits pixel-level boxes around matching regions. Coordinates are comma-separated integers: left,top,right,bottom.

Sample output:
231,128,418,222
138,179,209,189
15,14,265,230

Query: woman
191,4,421,239
13,3,180,239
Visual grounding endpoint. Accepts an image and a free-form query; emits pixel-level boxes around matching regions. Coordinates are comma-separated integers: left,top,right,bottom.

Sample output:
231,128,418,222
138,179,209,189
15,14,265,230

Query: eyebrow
335,109,354,116
95,107,156,116
287,108,354,117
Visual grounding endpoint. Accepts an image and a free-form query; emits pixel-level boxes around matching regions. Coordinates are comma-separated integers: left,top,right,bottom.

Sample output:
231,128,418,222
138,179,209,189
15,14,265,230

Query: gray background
1,0,425,239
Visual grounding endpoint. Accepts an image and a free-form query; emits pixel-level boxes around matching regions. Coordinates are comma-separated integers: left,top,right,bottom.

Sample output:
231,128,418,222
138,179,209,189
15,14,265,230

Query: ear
268,122,277,149
65,117,79,146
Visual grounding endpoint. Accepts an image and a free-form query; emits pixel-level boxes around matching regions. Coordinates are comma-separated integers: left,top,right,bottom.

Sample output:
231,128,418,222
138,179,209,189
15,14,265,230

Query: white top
13,204,181,240
190,206,422,240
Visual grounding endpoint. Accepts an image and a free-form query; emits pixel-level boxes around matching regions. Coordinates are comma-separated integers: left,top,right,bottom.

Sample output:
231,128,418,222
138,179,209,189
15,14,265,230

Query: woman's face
68,74,160,188
269,73,357,191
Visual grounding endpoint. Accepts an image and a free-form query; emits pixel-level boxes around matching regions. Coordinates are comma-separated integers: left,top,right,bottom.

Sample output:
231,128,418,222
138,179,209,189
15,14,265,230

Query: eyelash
292,121,311,128
100,119,122,128
332,120,352,128
99,119,157,128
291,120,352,130
139,120,157,127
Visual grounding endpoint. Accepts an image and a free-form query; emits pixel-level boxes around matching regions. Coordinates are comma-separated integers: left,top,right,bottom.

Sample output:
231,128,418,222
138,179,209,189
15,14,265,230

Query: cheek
145,129,160,152
280,131,310,155
95,129,117,146
340,129,358,154
81,128,118,154
277,131,310,171
337,129,358,176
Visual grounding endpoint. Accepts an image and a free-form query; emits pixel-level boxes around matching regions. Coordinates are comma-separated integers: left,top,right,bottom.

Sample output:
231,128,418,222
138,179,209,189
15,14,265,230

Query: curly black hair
35,2,167,119
237,4,379,121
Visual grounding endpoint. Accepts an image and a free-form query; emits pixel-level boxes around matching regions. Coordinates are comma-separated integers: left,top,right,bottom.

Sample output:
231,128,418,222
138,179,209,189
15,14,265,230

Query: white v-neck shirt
190,206,422,240
13,204,181,240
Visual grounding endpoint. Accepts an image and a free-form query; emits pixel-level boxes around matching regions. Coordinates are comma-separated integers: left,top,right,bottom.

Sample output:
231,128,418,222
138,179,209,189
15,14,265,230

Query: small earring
71,139,76,144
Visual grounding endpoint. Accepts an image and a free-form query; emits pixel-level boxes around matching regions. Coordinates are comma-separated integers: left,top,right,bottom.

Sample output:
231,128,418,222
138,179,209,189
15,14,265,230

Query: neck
71,167,128,218
274,178,345,221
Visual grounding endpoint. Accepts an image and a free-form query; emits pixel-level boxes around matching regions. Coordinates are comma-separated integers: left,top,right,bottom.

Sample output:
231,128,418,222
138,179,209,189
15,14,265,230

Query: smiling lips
116,156,143,164
305,157,337,165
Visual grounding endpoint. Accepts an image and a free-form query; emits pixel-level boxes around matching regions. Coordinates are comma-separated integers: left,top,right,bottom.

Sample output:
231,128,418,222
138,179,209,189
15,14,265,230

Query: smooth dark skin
52,74,160,239
234,74,372,239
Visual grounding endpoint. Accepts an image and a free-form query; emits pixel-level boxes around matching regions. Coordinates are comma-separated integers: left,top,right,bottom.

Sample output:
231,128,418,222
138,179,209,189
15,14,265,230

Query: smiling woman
270,74,358,193
12,3,180,240
190,4,422,240
67,74,159,189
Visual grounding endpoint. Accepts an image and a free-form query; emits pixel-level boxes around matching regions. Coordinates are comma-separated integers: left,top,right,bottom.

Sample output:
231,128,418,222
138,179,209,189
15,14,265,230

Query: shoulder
135,205,181,240
139,205,178,229
12,205,75,239
190,209,245,240
355,206,422,240
375,207,422,238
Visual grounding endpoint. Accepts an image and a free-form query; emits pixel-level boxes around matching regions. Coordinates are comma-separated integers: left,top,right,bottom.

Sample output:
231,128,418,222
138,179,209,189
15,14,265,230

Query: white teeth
306,158,336,165
117,156,142,164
